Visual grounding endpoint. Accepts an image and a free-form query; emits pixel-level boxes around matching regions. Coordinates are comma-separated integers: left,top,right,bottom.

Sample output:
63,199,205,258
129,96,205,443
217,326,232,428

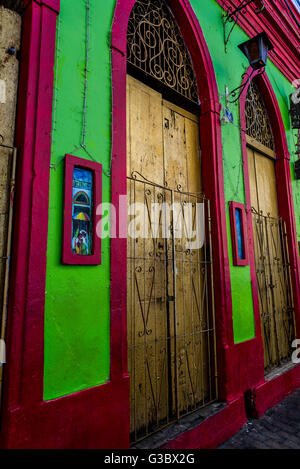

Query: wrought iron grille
127,174,217,443
246,81,275,150
252,209,295,372
127,0,199,104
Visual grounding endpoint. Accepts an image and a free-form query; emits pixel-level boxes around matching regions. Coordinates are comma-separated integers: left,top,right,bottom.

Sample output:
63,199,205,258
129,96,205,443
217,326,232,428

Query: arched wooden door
126,0,217,443
246,81,295,372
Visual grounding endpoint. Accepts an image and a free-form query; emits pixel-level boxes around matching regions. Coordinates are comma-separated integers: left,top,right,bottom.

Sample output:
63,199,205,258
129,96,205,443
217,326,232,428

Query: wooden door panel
254,151,278,218
127,76,214,440
162,99,201,194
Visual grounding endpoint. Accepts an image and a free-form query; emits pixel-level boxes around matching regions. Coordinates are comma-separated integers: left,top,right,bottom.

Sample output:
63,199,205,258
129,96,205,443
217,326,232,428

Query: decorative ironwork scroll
245,80,275,150
127,0,199,104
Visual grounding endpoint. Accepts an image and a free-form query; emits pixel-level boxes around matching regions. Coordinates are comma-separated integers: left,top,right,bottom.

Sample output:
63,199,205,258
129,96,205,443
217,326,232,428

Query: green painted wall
44,0,300,399
44,0,115,400
190,0,299,343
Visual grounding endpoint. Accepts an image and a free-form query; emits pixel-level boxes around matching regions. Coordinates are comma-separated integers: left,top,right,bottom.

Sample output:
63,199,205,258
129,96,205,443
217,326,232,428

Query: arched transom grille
245,80,275,150
127,0,199,104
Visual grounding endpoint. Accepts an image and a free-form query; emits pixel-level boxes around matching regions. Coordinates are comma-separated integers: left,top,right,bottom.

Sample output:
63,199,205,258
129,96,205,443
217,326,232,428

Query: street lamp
238,32,274,70
225,32,274,104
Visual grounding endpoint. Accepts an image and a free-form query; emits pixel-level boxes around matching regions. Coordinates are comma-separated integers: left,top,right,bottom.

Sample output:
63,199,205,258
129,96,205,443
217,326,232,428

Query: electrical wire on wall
50,0,112,178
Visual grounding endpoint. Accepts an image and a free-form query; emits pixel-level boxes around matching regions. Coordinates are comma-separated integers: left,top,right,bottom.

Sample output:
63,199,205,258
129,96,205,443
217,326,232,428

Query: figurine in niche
73,229,89,255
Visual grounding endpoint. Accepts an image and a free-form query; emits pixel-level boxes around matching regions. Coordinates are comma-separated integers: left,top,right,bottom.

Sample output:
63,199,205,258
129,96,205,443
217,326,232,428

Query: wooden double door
247,144,295,371
126,76,217,442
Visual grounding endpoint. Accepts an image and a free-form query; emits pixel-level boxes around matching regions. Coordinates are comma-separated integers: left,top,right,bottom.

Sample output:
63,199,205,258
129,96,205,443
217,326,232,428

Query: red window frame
63,154,102,265
229,201,249,266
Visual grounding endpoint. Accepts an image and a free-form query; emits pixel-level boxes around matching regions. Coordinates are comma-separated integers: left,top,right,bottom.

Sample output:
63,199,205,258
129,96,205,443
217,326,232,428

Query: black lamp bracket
223,0,265,52
224,67,264,105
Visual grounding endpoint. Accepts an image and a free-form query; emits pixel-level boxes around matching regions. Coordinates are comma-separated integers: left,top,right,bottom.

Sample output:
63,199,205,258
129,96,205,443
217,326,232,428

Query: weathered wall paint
44,0,300,398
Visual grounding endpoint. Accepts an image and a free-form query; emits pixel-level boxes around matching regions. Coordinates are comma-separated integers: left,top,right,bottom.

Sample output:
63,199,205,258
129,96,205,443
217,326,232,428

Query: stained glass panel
72,167,93,256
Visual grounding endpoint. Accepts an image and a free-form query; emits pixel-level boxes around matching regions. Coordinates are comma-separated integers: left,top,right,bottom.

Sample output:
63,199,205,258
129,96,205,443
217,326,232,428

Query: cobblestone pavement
219,389,300,449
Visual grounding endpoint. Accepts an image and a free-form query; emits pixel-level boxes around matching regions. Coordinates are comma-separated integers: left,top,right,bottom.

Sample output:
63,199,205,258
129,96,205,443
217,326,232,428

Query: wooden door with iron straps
126,75,217,443
248,146,295,372
245,80,295,373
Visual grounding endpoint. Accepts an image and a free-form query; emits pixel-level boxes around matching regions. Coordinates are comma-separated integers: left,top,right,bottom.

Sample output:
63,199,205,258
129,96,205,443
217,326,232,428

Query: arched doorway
126,0,218,442
242,76,297,373
111,0,233,446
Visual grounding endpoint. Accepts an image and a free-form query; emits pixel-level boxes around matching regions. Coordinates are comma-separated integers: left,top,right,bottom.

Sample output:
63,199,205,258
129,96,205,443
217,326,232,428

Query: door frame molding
111,0,235,412
1,0,61,448
239,67,300,367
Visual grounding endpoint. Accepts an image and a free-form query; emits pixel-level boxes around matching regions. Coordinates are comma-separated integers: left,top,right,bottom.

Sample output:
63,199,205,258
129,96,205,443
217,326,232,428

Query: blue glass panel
72,167,93,255
235,208,245,260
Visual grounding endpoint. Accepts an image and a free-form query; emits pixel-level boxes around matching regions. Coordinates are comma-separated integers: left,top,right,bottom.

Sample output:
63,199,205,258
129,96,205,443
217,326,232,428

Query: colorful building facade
0,0,299,448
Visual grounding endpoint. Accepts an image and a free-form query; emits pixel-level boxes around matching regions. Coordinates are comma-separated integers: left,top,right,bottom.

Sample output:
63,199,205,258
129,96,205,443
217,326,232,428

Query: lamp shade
238,32,274,70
